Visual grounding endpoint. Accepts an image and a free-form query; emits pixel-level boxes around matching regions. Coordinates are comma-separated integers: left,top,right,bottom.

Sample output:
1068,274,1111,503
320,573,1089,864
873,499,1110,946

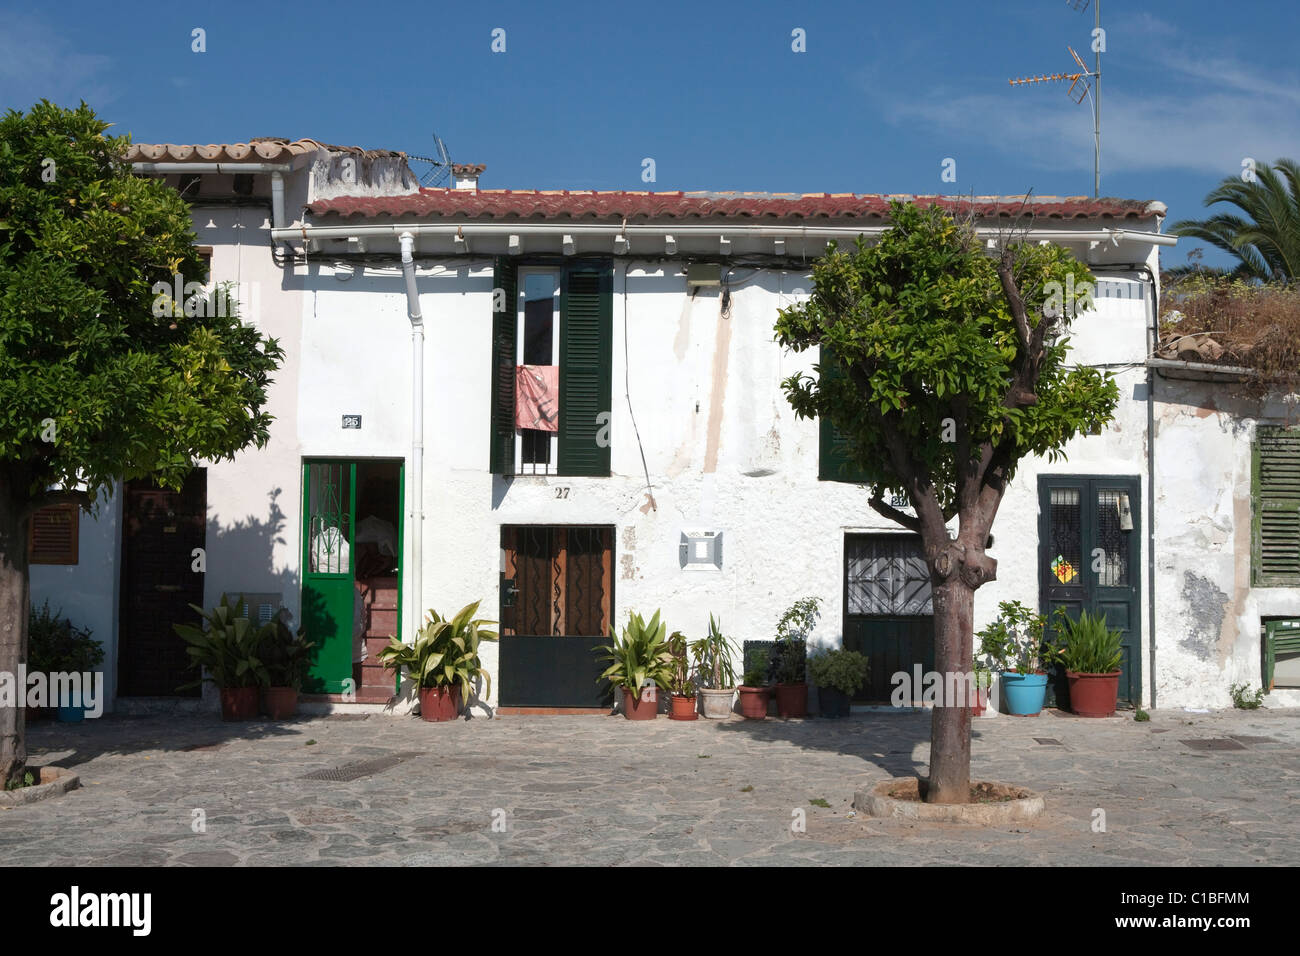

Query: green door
302,461,356,694
842,534,934,702
1038,475,1142,706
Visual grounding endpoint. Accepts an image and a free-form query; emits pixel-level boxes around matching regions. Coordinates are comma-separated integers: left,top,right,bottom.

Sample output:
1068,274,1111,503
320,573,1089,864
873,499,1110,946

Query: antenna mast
1008,0,1103,197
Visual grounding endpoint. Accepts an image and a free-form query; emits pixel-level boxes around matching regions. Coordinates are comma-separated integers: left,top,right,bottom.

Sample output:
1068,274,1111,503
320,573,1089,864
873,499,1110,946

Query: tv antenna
1008,0,1103,197
407,132,453,188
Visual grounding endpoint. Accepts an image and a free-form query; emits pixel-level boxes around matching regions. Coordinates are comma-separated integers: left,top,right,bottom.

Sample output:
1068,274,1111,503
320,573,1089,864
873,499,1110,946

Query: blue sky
3,0,1297,269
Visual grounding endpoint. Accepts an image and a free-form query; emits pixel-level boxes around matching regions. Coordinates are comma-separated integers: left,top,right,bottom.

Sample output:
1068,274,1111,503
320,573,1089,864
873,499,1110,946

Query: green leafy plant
809,797,831,808
771,596,821,684
593,609,674,694
972,660,993,690
28,601,102,674
1057,609,1123,674
173,595,267,690
1134,708,1150,722
689,614,737,690
254,614,316,690
807,648,870,696
376,601,499,702
977,601,1061,675
665,630,695,697
1229,682,1265,709
741,648,770,688
5,770,35,791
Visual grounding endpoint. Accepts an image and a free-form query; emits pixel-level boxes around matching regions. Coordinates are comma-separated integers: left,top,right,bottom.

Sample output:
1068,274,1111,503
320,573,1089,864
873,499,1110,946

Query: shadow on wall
205,487,300,626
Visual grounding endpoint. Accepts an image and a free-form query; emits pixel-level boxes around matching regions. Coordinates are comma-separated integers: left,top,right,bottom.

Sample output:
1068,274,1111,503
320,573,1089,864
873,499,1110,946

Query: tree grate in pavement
302,751,423,781
1181,738,1248,751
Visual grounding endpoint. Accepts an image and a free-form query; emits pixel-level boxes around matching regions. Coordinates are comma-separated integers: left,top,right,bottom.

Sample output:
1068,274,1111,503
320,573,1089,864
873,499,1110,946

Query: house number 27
554,487,571,499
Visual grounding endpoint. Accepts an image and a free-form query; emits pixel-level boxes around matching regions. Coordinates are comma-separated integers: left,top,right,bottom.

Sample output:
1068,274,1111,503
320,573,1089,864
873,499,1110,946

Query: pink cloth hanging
515,364,559,431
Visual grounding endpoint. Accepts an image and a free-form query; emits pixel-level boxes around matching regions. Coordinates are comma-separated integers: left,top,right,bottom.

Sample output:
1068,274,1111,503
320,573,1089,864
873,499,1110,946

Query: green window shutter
1254,426,1300,585
818,345,870,483
489,257,518,475
558,264,613,477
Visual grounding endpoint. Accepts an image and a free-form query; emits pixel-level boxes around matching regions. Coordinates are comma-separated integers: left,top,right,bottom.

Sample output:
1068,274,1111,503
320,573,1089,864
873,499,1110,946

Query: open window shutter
489,257,518,475
1255,426,1300,585
28,503,79,565
558,264,613,477
818,345,871,483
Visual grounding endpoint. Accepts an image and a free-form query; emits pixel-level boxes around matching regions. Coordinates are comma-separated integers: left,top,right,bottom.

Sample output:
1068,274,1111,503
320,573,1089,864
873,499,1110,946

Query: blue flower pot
1000,672,1048,715
56,691,85,723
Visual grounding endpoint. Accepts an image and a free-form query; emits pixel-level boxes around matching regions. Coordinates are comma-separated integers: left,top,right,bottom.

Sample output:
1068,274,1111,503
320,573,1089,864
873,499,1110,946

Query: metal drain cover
1181,738,1248,751
324,714,371,721
1033,738,1063,746
302,751,422,782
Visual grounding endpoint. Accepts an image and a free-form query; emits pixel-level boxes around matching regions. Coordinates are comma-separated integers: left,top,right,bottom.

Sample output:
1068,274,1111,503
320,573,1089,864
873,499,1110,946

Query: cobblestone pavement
3,707,1297,866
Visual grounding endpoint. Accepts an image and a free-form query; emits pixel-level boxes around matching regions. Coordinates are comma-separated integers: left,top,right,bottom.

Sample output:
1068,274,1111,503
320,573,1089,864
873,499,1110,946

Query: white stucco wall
1151,377,1300,709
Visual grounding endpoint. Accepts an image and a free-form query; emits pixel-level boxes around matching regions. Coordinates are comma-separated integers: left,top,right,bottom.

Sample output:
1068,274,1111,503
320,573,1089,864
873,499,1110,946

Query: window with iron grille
490,260,613,477
845,535,933,616
1253,425,1300,586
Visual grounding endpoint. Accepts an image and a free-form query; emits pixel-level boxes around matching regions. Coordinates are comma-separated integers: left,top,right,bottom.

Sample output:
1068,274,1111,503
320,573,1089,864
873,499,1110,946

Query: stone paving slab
1,707,1297,866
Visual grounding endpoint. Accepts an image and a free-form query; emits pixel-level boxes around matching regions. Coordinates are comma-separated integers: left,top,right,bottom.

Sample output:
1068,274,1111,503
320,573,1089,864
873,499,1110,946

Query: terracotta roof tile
125,138,406,164
308,189,1164,222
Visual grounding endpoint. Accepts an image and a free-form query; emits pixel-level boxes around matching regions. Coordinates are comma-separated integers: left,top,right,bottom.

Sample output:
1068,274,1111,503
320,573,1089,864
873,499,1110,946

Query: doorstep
495,706,609,716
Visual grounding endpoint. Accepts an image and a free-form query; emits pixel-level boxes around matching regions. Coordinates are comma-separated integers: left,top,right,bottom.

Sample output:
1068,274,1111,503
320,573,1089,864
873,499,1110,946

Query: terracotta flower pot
418,685,462,722
698,688,735,719
220,686,259,722
1066,671,1120,717
774,682,808,718
738,686,768,719
622,685,658,720
262,686,299,720
670,694,698,720
971,686,988,717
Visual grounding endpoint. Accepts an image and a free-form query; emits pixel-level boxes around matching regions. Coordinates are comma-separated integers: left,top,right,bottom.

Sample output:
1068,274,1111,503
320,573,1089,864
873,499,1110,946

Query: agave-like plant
376,600,499,703
173,594,267,690
689,614,737,690
1057,609,1123,675
593,609,675,693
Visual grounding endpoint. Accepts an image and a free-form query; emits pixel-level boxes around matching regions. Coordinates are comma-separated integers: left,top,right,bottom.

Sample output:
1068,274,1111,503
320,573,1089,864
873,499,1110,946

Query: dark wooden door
842,534,934,702
1038,475,1142,706
499,526,614,707
119,470,207,696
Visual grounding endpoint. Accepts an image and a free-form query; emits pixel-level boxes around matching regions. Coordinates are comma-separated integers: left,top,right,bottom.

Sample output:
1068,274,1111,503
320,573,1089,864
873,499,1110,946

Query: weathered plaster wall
1151,377,1300,708
296,256,1156,712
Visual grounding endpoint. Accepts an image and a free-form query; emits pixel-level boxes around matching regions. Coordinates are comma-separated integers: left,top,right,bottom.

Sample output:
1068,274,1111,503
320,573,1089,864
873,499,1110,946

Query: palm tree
1170,158,1300,281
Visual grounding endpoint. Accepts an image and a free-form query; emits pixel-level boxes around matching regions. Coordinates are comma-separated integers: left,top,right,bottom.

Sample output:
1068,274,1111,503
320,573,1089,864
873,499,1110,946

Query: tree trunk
927,574,974,803
0,472,30,787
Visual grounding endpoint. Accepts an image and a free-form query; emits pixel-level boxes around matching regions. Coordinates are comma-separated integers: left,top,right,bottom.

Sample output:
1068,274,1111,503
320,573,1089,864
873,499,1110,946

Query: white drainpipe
399,233,424,648
131,162,291,229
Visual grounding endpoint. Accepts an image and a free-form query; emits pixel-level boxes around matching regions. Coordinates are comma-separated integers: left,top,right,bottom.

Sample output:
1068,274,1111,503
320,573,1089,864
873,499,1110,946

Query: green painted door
1038,475,1142,706
302,461,356,694
842,534,934,702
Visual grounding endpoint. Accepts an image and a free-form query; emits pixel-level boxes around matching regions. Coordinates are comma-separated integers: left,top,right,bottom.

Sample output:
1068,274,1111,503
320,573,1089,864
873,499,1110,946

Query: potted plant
737,648,771,720
769,596,821,718
254,613,315,719
971,660,993,717
174,595,267,721
1058,609,1123,717
690,614,737,719
592,609,674,720
376,600,498,722
807,648,869,718
28,602,103,722
977,601,1059,716
665,630,697,720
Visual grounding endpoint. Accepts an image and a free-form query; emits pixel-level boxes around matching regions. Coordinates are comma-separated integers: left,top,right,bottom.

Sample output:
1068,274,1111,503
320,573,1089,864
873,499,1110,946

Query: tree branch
868,490,922,533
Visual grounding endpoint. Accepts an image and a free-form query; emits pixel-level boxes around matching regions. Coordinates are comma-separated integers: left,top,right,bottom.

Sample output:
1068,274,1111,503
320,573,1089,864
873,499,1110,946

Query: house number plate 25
341,415,362,429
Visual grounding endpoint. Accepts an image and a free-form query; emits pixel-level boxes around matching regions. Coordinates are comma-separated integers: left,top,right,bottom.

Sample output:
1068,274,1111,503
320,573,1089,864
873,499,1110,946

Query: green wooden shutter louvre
489,258,518,475
818,345,871,483
1254,426,1300,585
558,265,613,477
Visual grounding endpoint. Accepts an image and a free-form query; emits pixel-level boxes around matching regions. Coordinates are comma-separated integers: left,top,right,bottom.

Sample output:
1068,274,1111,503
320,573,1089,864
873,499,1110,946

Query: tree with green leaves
775,201,1118,803
1171,158,1300,281
0,101,284,785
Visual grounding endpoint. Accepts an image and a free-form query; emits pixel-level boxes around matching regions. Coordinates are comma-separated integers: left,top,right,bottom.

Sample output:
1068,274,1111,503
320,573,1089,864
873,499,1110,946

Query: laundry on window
515,364,559,431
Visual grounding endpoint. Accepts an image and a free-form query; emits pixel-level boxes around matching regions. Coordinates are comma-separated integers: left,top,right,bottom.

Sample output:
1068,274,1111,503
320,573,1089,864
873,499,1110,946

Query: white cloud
0,11,115,111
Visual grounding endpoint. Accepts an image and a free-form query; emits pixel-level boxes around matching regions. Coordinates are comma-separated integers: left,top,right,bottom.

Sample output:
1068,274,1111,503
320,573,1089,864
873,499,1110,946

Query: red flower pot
1066,671,1120,717
418,685,462,722
738,686,768,719
774,682,807,718
261,686,299,720
219,686,259,722
670,694,698,720
971,687,988,717
623,685,658,720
